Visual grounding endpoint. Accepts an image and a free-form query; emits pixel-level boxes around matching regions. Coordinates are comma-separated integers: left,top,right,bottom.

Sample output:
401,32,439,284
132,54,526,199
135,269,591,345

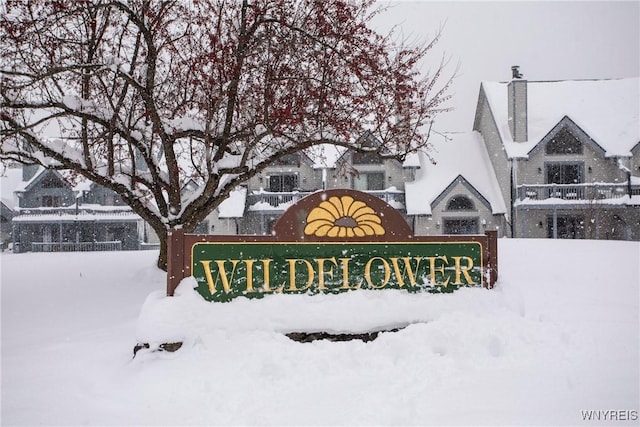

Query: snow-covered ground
1,238,638,426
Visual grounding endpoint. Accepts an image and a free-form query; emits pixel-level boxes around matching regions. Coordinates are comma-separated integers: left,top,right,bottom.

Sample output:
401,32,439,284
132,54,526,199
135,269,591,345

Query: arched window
545,128,583,155
446,195,475,211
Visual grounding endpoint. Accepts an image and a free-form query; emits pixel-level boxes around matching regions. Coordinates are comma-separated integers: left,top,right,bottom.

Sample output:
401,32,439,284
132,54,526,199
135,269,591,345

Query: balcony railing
16,206,134,216
247,189,406,211
247,191,313,210
30,241,122,252
366,189,405,207
516,183,640,203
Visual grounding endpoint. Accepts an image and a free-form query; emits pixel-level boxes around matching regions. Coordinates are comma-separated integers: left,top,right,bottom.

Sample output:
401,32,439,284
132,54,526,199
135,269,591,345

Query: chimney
507,66,528,142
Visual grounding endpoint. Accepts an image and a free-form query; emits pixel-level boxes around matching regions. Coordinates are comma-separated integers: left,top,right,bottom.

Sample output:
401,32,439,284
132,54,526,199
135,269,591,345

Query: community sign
167,189,498,302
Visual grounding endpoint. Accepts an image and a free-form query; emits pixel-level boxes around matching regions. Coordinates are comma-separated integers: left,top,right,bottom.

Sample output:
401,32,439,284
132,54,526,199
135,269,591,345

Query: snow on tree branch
0,0,453,269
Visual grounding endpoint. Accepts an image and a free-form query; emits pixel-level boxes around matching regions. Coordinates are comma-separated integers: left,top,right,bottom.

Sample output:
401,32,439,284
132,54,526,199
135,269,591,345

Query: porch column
552,208,558,239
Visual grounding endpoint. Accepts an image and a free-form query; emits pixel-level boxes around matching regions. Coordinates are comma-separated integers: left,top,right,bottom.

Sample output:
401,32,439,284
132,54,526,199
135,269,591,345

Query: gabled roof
20,168,72,193
479,77,640,158
14,167,92,194
1,200,15,219
326,131,413,170
405,132,507,216
431,175,493,212
306,142,420,169
528,116,606,157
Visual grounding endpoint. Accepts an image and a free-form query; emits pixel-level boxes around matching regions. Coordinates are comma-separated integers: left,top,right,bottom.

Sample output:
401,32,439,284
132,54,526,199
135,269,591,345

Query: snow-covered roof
404,132,507,216
0,166,23,211
217,186,247,218
306,140,420,170
12,211,141,223
402,152,420,168
480,77,640,158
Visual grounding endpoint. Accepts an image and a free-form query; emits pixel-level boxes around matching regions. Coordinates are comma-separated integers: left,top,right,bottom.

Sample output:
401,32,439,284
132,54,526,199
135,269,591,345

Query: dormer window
446,195,475,211
545,128,583,155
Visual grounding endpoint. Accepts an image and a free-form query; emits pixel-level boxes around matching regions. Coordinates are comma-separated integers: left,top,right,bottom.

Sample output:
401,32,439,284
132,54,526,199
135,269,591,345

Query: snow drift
1,238,638,425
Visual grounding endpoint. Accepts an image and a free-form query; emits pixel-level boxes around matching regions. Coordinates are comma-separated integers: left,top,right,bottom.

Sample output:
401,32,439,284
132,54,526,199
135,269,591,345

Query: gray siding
473,86,513,235
413,180,506,236
247,160,322,192
19,171,76,208
327,156,407,191
83,184,126,206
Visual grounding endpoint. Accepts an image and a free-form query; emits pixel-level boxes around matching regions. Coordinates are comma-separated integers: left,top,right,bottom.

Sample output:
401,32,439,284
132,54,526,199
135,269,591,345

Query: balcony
247,189,406,212
516,183,640,205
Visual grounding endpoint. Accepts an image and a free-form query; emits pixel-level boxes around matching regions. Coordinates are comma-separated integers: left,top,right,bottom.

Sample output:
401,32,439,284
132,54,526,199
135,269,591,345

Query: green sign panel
191,241,483,302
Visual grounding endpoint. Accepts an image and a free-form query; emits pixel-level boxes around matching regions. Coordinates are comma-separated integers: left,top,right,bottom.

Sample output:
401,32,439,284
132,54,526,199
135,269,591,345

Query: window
547,216,584,239
354,172,384,191
266,217,278,235
42,195,61,207
444,218,479,235
269,174,297,192
105,227,126,242
545,128,583,155
545,163,583,184
446,195,475,211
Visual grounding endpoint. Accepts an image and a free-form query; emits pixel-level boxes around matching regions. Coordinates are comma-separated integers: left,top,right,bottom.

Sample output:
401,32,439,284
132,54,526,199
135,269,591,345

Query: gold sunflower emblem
303,195,385,238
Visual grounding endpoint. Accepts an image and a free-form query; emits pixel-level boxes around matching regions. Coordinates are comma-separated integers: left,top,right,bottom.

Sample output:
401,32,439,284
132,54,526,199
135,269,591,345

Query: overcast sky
372,1,640,132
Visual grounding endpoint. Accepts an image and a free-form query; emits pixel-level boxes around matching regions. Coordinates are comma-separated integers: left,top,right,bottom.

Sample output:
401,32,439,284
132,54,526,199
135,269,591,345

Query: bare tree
1,0,452,269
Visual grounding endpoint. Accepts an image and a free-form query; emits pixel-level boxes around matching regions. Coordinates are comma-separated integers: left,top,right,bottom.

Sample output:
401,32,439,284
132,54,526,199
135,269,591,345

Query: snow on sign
167,189,498,302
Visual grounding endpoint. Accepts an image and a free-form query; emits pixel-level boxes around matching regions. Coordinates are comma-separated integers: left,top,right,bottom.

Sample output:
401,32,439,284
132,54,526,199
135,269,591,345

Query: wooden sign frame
167,189,498,298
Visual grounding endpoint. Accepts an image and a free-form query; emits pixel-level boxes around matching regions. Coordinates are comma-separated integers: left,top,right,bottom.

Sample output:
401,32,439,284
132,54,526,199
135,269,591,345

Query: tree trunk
155,227,168,271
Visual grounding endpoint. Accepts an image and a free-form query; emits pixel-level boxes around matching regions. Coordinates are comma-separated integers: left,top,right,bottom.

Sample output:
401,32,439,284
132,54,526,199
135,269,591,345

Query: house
405,132,508,236
202,130,507,238
200,186,247,235
8,70,636,246
9,165,151,252
473,70,640,239
238,150,322,234
233,132,420,235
